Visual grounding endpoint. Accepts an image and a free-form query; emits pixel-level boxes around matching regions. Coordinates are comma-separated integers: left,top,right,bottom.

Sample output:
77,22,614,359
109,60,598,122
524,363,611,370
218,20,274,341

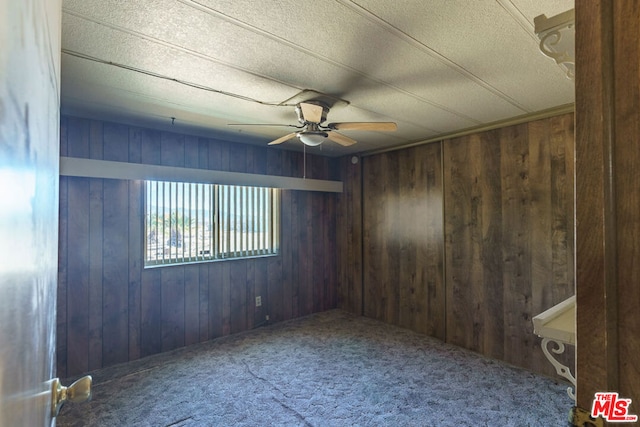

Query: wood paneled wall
336,156,363,315
338,113,575,377
59,112,576,380
57,116,338,378
575,0,640,410
444,114,574,375
362,144,445,339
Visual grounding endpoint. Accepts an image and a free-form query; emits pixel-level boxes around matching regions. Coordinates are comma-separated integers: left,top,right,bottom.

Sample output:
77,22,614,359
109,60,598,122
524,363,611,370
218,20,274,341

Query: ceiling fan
232,101,397,147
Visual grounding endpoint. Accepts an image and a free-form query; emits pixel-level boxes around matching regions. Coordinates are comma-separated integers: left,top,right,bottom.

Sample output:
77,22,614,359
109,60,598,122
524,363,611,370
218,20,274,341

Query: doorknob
50,376,92,417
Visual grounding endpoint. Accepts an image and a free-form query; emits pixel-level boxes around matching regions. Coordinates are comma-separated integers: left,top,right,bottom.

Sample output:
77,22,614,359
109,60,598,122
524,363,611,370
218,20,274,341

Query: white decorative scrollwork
541,338,576,400
538,28,575,80
534,9,575,81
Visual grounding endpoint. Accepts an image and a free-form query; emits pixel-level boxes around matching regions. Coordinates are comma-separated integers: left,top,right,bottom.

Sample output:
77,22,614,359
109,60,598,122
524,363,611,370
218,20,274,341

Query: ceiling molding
361,103,575,157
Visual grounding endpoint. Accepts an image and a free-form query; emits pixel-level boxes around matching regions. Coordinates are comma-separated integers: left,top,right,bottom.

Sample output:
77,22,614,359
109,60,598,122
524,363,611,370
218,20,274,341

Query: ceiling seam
62,48,292,108
495,0,539,42
337,0,532,114
63,5,480,129
63,47,441,135
62,7,304,104
177,0,484,126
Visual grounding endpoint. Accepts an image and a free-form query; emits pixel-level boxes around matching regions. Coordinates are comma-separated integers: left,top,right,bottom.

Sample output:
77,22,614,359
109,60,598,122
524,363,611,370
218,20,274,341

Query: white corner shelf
533,295,575,345
532,295,576,400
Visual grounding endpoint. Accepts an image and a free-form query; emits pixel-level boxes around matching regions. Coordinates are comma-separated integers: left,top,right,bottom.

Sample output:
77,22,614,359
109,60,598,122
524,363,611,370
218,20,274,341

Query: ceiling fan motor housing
295,101,329,124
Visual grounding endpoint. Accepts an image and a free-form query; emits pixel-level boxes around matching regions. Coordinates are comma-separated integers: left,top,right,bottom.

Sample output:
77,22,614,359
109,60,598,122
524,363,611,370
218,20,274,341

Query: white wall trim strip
59,157,343,193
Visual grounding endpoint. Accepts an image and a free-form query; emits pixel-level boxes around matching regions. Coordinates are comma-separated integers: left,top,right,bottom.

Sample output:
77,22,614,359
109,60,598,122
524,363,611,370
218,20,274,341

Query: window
144,181,279,267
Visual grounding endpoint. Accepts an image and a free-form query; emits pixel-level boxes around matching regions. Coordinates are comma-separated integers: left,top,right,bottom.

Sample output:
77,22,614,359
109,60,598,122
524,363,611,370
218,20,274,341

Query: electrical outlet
255,296,262,307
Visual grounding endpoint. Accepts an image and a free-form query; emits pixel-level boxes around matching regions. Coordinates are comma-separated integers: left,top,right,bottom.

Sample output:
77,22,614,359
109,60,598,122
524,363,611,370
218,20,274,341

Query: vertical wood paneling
128,127,141,164
342,114,574,378
198,264,210,342
140,130,162,358
207,139,223,171
58,120,69,378
297,191,312,316
397,148,417,333
101,124,130,367
336,156,363,315
66,177,90,377
575,0,640,409
198,138,209,170
58,117,339,374
141,129,162,165
444,136,476,351
549,115,575,305
312,193,326,313
87,121,105,370
499,123,533,368
67,117,90,158
443,116,574,376
612,2,640,402
65,115,92,377
102,179,129,366
89,121,103,160
57,173,68,378
140,269,162,357
362,144,444,337
528,119,552,317
575,1,614,407
424,143,446,340
127,130,143,362
60,116,69,156
88,178,104,370
184,265,200,346
478,131,504,360
229,261,247,334
253,259,268,326
161,267,185,352
280,153,294,322
324,189,337,310
161,133,184,167
246,260,256,330
221,263,232,336
362,153,390,322
208,263,223,339
102,123,128,162
266,150,284,323
184,136,199,169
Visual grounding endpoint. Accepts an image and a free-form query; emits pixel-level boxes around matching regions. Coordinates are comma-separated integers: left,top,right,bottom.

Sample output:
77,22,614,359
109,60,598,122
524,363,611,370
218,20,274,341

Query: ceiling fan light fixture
297,131,327,146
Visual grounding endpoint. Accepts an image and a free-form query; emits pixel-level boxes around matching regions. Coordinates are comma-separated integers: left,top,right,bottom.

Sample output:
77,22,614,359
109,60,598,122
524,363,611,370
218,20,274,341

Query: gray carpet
57,310,572,426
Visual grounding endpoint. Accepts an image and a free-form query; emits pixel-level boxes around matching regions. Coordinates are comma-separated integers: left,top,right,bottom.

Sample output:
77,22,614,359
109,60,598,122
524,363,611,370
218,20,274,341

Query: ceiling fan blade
327,131,357,147
268,132,298,145
327,122,398,132
228,123,301,128
299,102,324,123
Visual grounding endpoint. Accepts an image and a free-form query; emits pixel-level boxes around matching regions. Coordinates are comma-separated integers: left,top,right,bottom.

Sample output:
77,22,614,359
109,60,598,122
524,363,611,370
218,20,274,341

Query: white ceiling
60,0,575,157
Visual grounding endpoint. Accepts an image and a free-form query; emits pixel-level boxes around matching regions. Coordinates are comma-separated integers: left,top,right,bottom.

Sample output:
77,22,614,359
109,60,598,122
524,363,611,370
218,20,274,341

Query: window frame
144,180,280,268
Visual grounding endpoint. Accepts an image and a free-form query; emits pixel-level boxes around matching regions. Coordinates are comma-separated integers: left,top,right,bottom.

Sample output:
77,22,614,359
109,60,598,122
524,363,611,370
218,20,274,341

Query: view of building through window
145,181,279,266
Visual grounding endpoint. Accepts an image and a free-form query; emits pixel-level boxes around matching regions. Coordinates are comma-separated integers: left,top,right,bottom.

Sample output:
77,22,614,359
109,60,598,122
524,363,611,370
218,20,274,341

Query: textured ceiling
61,0,574,157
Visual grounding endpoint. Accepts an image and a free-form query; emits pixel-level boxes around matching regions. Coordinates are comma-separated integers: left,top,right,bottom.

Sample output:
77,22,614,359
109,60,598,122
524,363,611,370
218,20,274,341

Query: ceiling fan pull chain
303,143,307,179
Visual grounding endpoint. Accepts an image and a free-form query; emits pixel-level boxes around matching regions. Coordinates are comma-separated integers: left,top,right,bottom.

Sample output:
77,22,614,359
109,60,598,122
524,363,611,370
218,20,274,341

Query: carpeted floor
57,310,572,426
